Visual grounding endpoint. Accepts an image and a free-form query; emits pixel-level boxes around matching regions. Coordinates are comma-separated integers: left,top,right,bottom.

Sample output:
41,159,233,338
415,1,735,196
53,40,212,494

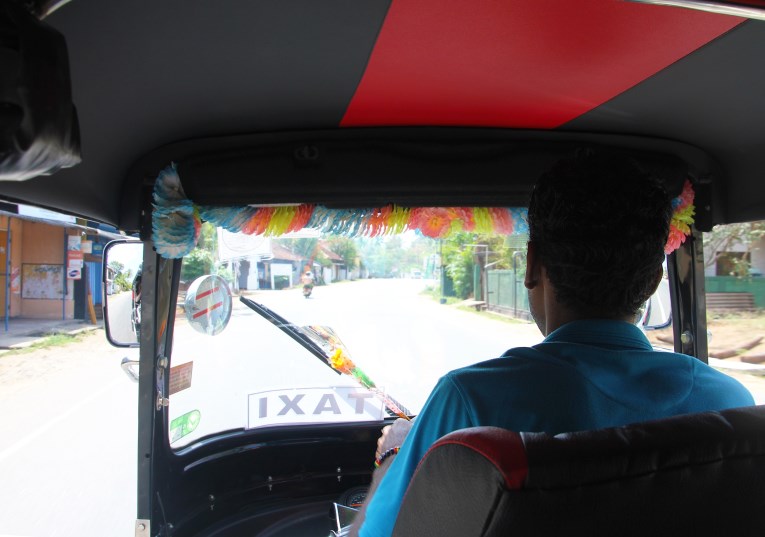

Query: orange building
0,206,122,322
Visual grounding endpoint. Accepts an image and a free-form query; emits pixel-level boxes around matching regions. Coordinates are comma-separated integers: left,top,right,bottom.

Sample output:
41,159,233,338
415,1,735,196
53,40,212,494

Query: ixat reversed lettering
248,387,384,427
260,391,372,417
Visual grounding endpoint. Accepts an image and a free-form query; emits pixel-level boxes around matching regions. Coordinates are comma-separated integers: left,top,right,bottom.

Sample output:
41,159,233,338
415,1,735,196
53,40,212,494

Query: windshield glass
168,224,544,447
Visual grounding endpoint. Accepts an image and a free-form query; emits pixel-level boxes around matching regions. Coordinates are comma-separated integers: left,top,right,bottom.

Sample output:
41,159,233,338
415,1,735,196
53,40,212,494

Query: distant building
217,230,350,290
704,234,765,277
317,241,346,283
0,203,122,321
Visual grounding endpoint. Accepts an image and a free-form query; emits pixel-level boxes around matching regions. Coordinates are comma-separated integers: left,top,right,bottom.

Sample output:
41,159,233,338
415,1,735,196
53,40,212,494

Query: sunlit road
107,290,138,344
0,335,139,537
237,279,543,410
168,279,544,444
0,278,538,537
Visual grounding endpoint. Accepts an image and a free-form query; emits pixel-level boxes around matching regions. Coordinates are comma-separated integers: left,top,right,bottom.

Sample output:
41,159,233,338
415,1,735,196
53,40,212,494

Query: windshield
168,225,544,447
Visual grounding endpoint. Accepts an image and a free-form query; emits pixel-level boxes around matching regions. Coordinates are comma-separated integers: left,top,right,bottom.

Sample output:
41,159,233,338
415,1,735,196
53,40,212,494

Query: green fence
487,270,530,319
706,276,765,308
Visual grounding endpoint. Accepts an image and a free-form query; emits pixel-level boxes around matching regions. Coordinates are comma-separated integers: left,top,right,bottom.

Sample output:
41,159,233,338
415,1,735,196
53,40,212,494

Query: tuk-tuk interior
2,1,765,536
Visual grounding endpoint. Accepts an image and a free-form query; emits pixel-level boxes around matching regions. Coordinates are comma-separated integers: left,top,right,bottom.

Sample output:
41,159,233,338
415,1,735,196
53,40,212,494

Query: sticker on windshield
247,386,385,428
170,410,201,443
169,361,193,395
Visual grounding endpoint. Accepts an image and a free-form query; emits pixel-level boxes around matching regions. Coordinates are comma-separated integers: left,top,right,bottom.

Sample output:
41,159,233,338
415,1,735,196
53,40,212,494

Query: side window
703,223,764,401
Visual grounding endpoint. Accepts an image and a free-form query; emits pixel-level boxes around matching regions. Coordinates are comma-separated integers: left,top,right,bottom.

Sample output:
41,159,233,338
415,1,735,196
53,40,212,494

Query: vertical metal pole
4,218,10,332
667,229,708,361
512,251,523,318
439,240,445,302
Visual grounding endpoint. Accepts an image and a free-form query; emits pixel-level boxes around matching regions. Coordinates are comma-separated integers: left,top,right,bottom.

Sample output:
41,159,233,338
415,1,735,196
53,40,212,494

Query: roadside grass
1,331,89,357
420,285,459,304
458,306,529,325
707,308,765,326
421,285,528,325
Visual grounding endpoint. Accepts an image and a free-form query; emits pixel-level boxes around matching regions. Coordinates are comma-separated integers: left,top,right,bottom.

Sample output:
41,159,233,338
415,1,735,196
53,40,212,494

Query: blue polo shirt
359,320,754,537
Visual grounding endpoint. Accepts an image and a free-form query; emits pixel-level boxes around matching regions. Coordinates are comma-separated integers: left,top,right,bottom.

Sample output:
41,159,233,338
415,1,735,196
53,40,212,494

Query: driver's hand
376,418,413,459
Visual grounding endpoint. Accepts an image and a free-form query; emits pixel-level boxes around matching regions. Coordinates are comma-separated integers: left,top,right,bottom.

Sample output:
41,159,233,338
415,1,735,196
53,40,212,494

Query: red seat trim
427,427,528,489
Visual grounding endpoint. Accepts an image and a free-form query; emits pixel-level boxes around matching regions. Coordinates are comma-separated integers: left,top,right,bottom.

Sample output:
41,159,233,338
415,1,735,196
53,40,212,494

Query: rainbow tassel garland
150,164,694,258
151,164,529,258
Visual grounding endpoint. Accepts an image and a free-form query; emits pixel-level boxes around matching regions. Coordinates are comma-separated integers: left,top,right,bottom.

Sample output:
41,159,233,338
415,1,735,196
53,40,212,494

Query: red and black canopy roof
1,0,764,231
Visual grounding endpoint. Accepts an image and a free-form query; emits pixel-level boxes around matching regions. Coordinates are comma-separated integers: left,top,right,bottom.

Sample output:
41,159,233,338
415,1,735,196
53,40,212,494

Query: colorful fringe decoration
152,164,529,259
151,164,695,259
665,180,696,255
152,164,202,259
303,326,411,421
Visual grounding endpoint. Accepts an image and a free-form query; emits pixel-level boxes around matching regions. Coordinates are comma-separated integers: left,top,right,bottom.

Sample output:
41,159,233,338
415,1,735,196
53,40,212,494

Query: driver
353,150,754,537
301,266,314,289
132,266,142,303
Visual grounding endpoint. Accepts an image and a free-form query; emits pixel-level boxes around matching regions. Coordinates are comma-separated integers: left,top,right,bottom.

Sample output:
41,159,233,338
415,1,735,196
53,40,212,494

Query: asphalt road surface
0,331,139,537
167,278,544,445
106,290,139,345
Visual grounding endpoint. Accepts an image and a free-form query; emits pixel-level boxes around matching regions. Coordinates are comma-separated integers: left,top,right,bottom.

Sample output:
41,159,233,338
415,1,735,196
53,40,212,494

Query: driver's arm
349,419,413,537
351,376,475,537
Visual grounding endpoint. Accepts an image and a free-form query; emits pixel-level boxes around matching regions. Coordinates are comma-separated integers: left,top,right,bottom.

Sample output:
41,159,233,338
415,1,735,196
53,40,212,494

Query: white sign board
217,229,272,262
247,386,385,429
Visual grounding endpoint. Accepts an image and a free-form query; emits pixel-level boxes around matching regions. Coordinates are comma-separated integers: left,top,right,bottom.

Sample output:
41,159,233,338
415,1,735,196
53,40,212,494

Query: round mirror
184,275,233,336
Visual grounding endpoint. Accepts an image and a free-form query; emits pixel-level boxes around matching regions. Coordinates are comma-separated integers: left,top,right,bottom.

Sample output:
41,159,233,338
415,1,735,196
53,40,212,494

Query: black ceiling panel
0,0,391,226
564,20,765,225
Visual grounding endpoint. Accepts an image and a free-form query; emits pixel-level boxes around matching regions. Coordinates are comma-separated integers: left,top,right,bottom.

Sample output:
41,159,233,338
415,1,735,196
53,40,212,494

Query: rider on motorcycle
131,266,142,336
300,266,314,298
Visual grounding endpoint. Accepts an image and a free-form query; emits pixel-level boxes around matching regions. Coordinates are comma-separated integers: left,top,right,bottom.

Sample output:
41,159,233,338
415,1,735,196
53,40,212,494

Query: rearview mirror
639,278,672,330
103,240,143,347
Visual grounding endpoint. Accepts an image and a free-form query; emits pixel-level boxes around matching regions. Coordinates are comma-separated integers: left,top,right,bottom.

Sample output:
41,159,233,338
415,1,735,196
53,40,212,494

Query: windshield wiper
239,296,340,375
239,296,411,420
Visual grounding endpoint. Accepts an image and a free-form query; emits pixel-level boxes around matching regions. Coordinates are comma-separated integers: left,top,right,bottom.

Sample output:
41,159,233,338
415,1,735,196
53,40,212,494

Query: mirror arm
121,357,140,382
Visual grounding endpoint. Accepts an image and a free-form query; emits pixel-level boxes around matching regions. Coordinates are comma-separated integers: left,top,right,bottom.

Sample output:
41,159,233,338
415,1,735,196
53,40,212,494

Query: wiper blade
239,296,411,420
239,296,340,375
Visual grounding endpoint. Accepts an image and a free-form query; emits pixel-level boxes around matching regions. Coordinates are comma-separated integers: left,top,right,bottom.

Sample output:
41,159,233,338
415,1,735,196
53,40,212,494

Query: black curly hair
527,150,673,319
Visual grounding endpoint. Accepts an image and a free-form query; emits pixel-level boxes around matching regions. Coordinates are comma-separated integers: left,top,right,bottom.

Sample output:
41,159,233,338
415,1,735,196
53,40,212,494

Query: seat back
392,405,765,537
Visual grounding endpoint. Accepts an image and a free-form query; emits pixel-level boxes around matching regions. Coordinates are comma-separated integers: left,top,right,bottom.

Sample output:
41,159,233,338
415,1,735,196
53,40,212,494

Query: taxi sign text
247,386,385,428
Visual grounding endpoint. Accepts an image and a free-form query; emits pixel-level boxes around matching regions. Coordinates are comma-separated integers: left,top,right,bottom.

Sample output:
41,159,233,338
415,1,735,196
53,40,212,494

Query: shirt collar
543,319,654,351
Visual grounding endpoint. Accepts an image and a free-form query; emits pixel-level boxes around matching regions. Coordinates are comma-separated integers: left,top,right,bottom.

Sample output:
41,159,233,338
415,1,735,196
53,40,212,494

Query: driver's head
527,150,673,321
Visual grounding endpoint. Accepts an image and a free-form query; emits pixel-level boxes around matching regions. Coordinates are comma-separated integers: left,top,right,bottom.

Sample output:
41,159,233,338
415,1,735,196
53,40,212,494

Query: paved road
0,332,139,537
107,290,138,344
167,278,543,445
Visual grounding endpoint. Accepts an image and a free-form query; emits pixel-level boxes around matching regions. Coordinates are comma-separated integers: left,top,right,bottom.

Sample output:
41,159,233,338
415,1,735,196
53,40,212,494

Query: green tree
181,222,218,282
357,237,386,276
293,238,320,260
182,248,214,282
114,269,133,292
439,232,525,299
107,260,134,292
440,233,475,298
703,221,765,277
326,237,359,267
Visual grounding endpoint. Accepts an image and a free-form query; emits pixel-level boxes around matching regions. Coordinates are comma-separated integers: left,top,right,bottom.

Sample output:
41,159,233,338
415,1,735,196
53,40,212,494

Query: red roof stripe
341,0,742,129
